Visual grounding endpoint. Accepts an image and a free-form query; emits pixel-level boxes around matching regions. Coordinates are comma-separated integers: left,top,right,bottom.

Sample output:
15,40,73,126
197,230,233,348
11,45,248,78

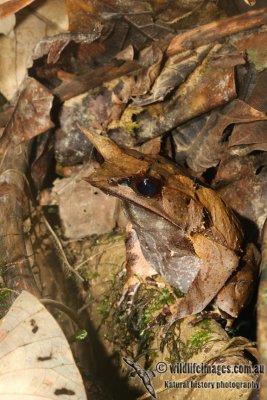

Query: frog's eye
135,177,162,197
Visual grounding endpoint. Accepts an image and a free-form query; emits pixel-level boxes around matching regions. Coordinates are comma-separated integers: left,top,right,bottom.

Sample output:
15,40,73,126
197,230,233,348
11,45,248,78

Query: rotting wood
0,0,36,18
53,60,142,101
0,78,55,299
0,145,40,299
167,6,267,56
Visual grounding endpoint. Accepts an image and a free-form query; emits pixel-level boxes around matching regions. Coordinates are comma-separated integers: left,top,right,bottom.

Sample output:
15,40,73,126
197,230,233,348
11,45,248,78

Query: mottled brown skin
79,126,257,324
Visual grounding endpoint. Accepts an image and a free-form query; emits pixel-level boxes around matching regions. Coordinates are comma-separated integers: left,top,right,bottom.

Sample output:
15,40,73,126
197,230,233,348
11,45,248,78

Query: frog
79,125,258,328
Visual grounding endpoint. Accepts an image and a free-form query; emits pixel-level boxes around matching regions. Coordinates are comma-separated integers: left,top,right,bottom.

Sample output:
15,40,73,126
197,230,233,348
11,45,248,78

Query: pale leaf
0,291,87,400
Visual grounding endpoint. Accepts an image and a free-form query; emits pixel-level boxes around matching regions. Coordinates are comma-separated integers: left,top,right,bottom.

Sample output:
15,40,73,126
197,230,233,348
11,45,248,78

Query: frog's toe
117,278,141,313
118,274,161,315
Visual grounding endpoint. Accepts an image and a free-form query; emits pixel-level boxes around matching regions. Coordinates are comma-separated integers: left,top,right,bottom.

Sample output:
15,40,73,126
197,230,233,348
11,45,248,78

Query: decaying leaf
231,25,267,73
131,43,163,97
53,60,141,102
0,78,54,155
186,99,267,173
133,44,211,106
0,291,87,399
214,153,267,234
115,43,237,142
172,113,209,162
215,243,259,317
0,0,68,100
31,132,54,190
32,30,102,65
55,75,137,165
228,69,267,156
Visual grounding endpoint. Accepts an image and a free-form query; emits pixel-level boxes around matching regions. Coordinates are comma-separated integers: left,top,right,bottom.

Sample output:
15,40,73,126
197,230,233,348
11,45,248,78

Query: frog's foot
189,311,225,326
189,310,234,330
117,225,158,314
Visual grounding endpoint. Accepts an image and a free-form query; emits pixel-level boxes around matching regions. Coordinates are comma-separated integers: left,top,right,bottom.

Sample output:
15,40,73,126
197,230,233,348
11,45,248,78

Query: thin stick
43,217,84,282
53,60,141,101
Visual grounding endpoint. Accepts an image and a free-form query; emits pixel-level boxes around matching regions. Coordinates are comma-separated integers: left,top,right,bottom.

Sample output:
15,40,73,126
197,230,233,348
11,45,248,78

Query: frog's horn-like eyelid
77,124,125,162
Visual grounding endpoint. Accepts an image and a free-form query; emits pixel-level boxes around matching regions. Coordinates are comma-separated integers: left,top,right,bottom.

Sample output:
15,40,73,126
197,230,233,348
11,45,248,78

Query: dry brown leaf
133,44,211,106
33,30,101,65
0,0,68,100
231,26,267,73
0,0,36,17
0,291,87,399
228,70,267,156
214,153,267,234
131,43,163,97
215,243,259,317
118,43,237,142
0,78,54,155
186,99,267,173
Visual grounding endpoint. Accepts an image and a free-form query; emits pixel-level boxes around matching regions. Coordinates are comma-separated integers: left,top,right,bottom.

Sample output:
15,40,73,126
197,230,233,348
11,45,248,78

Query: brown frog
79,126,258,327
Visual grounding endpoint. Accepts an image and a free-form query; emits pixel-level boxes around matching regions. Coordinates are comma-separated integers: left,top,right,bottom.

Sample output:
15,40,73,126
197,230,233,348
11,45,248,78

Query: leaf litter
0,0,266,399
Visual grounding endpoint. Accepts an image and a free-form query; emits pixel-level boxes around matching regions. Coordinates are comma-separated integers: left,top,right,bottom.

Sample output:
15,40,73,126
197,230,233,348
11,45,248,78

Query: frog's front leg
118,224,159,314
215,242,260,317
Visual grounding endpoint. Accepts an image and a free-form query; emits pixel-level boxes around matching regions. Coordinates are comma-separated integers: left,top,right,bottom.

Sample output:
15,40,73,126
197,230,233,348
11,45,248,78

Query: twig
167,6,267,56
53,60,141,101
43,216,84,282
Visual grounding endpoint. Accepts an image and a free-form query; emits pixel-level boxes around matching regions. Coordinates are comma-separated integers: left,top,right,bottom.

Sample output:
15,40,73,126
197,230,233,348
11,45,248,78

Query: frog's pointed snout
78,124,123,163
78,124,149,176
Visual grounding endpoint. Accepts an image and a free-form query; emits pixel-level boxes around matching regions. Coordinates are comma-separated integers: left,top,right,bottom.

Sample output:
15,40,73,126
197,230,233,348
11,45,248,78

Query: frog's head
79,125,183,224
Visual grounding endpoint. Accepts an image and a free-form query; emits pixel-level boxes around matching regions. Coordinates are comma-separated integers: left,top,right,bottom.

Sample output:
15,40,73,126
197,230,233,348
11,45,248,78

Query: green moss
70,329,88,342
174,288,185,298
185,319,214,358
95,231,124,246
142,288,176,327
124,121,139,133
0,288,13,302
188,330,211,350
246,47,267,72
47,207,58,214
96,295,110,320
